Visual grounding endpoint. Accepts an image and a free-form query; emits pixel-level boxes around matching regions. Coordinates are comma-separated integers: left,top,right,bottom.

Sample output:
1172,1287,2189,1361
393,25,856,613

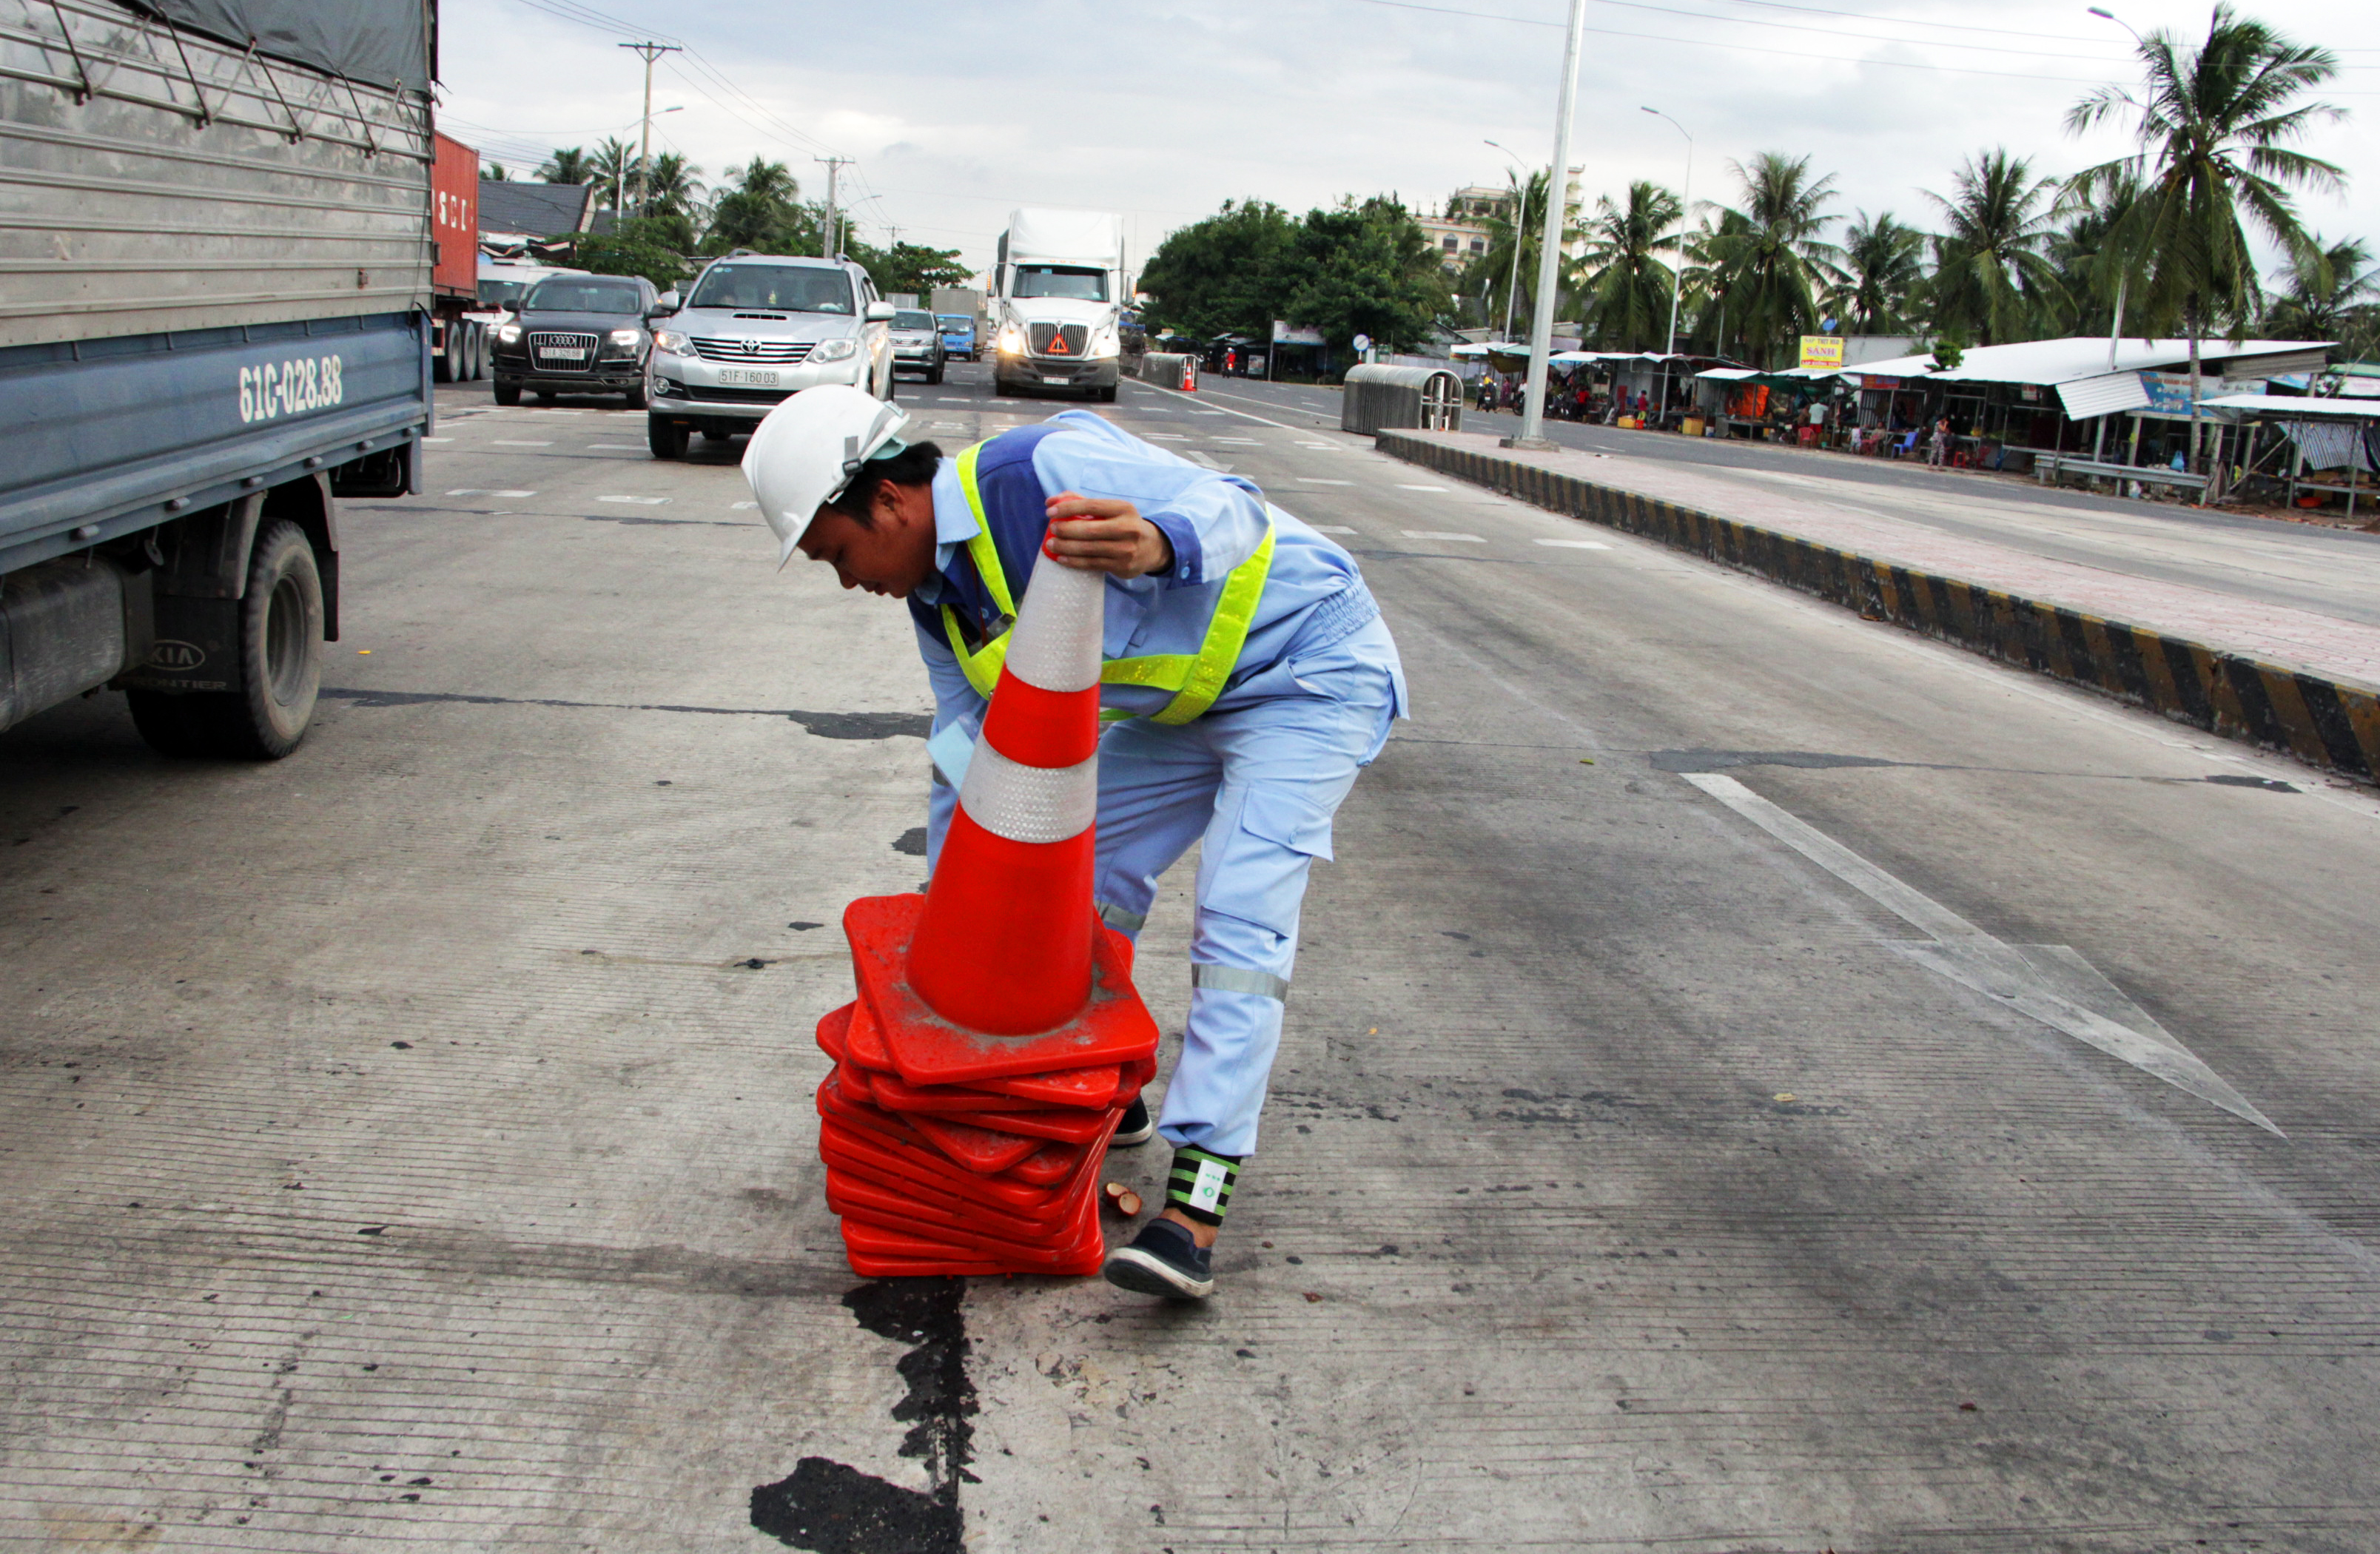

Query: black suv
490,274,659,407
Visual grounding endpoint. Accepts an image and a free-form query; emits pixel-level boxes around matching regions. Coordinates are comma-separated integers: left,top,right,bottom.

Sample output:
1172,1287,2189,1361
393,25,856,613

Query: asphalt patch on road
892,827,929,856
321,687,930,741
750,1278,973,1553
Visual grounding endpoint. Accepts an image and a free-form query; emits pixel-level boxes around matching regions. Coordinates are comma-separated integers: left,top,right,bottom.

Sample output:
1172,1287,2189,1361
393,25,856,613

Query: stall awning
2057,371,2154,418
2199,393,2380,419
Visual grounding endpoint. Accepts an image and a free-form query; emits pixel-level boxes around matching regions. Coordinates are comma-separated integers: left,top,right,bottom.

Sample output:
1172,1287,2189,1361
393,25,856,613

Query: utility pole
1642,107,1692,423
1509,0,1587,449
816,155,853,258
618,41,680,218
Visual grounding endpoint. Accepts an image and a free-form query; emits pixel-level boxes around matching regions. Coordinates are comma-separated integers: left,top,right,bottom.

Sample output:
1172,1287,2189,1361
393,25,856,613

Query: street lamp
1642,106,1692,426
2087,5,2144,459
1484,140,1531,343
1510,0,1588,450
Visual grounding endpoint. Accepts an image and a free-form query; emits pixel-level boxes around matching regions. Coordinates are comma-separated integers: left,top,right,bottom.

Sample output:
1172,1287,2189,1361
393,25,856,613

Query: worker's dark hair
825,441,943,528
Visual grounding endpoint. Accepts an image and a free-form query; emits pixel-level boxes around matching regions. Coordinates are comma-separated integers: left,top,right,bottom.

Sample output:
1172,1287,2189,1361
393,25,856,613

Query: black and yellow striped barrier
1376,430,2380,785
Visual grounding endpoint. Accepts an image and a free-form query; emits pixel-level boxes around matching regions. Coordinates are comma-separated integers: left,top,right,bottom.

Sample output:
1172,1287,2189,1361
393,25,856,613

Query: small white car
643,254,895,459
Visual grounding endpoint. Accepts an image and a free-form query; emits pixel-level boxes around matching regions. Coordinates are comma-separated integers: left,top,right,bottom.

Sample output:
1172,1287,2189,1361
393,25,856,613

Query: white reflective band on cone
958,741,1097,844
1001,552,1103,693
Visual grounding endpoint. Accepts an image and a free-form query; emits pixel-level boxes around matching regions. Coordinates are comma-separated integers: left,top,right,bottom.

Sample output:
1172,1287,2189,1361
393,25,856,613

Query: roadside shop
2199,392,2380,519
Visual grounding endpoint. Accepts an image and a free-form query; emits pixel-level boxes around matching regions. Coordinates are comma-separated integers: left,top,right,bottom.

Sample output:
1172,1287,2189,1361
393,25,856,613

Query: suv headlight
496,323,522,343
810,337,858,363
608,328,642,348
652,329,690,354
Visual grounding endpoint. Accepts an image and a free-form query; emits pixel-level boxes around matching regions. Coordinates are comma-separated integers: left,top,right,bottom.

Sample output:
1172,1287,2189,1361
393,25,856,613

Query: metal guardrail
1138,352,1197,391
1342,364,1462,435
2035,454,2210,491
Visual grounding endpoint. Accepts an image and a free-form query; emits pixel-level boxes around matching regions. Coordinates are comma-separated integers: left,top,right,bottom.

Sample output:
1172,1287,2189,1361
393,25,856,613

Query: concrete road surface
4,361,2378,1552
1206,374,2380,628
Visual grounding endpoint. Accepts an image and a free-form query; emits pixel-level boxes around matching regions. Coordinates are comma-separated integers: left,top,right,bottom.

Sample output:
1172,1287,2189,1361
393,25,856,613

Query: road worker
745,384,1405,1299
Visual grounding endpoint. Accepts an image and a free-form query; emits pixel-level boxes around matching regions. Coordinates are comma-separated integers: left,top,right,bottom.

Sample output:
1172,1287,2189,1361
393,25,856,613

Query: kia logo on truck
148,639,206,670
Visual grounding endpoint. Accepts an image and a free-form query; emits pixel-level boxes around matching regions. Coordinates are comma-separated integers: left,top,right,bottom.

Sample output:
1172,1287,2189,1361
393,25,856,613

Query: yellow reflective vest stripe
940,440,1275,727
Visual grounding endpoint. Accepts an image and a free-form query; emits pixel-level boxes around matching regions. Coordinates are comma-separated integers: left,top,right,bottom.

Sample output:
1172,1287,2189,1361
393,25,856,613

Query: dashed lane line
493,440,554,447
587,443,645,451
1297,477,1356,485
1313,525,1359,535
1396,483,1450,492
1682,772,2281,1135
1535,538,1612,549
446,489,536,498
1401,529,1484,542
599,495,670,505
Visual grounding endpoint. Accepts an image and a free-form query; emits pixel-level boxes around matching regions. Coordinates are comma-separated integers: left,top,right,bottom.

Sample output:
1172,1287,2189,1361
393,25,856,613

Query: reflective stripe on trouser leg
1096,901,1147,934
1191,963,1289,1001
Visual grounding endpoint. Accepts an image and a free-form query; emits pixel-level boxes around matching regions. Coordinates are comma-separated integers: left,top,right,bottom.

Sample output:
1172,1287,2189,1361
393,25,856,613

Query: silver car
643,254,895,459
887,308,947,384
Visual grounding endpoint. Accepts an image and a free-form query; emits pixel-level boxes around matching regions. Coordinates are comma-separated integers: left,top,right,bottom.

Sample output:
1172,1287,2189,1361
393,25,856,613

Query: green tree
1577,181,1682,352
1698,152,1843,368
853,241,972,298
589,137,636,215
483,162,510,182
2264,235,2379,357
703,158,814,255
1827,210,1926,334
1282,195,1451,355
1472,169,1554,337
574,215,694,291
2067,2,2345,471
1137,200,1302,344
642,153,704,221
2046,169,2155,338
537,146,590,184
1924,149,2063,346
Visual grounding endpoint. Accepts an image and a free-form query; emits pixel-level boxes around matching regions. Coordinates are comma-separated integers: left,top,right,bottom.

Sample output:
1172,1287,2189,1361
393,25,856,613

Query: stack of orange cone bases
814,548,1160,1277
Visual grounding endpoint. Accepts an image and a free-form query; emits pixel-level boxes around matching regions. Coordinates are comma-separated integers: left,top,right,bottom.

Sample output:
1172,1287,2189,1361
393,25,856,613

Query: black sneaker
1109,1093,1155,1148
1103,1217,1214,1299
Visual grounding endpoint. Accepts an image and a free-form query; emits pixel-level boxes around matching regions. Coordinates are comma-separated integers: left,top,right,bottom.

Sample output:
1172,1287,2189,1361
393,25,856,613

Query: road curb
1376,429,2380,785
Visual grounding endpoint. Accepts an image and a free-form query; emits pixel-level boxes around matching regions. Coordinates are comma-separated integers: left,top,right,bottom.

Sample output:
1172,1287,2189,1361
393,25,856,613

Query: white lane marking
1313,525,1359,535
1401,528,1484,542
1299,477,1357,485
446,488,536,497
421,437,454,444
731,501,758,510
599,494,670,505
1396,483,1450,491
1185,451,1232,472
493,439,553,447
1535,538,1612,549
935,397,970,403
1143,433,1189,440
1212,437,1262,445
1682,772,2282,1134
586,443,645,451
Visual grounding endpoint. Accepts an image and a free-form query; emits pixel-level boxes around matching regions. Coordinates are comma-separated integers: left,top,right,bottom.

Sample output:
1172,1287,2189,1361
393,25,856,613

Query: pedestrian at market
744,386,1408,1302
1929,417,1952,468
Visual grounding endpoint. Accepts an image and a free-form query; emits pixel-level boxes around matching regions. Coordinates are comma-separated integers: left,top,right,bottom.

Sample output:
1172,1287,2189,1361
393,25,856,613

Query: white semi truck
989,209,1126,401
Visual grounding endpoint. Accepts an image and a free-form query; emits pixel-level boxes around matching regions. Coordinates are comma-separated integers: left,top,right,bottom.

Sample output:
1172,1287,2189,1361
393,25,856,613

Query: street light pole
1643,106,1692,427
617,41,680,219
1509,0,1587,449
1485,140,1529,342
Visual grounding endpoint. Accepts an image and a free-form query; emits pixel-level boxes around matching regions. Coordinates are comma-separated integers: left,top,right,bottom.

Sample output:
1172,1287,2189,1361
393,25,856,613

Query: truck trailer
0,0,437,758
989,209,1126,401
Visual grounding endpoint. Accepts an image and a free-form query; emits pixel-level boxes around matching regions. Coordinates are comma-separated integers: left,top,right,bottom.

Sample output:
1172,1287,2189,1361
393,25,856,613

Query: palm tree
642,153,704,218
1828,210,1925,334
589,137,637,215
2047,168,2157,341
1678,206,1749,359
705,158,807,254
537,146,591,184
1577,181,1682,352
2066,3,2344,471
1473,169,1553,338
1924,149,2063,346
2264,235,2377,352
1698,152,1843,369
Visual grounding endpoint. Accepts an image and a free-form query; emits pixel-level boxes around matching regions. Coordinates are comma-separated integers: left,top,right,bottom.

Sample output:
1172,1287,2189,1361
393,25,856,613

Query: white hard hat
742,384,912,567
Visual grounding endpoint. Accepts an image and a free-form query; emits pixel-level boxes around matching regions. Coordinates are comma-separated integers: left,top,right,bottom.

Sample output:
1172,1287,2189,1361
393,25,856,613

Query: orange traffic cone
815,525,1160,1279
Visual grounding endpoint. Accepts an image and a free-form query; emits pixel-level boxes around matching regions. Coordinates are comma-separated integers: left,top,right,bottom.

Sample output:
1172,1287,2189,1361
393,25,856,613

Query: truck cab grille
1028,323,1088,357
528,332,599,371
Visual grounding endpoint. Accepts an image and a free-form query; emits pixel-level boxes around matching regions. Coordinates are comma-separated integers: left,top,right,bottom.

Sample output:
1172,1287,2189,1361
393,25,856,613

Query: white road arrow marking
1683,771,2281,1134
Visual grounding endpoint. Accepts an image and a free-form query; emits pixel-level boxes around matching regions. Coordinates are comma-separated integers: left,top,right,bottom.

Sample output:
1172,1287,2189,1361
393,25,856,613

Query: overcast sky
440,0,2379,291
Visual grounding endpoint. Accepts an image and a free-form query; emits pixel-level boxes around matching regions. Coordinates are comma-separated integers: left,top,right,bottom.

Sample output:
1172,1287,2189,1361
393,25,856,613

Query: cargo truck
429,131,494,383
989,211,1126,400
0,0,437,758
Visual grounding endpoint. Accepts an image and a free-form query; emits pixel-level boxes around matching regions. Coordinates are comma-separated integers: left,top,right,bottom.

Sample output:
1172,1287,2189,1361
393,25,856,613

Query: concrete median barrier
1378,427,2380,785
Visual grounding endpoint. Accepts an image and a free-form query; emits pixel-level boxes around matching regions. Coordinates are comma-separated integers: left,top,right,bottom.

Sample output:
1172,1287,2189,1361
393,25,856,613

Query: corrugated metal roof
2201,394,2380,420
2057,371,2152,419
1846,337,2333,388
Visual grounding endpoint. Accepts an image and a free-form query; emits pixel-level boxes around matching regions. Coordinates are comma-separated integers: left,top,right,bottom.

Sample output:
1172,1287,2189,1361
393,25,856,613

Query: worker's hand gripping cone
907,542,1106,1035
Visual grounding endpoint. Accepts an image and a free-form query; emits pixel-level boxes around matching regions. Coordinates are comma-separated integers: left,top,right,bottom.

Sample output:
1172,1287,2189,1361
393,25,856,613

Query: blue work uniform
910,411,1407,1158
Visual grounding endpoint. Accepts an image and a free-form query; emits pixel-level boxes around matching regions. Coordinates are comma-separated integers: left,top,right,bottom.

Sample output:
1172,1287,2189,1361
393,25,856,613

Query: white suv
644,254,895,459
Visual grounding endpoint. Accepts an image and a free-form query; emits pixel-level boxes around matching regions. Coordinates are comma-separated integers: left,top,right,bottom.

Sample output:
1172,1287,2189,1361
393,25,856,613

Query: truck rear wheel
127,521,324,760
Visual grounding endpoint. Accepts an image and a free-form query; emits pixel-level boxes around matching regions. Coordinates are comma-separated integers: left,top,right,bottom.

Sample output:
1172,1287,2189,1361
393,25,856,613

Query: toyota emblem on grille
741,340,759,355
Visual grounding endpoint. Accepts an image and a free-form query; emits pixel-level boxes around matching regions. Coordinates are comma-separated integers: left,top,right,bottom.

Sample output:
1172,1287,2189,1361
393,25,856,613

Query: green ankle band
1166,1146,1241,1226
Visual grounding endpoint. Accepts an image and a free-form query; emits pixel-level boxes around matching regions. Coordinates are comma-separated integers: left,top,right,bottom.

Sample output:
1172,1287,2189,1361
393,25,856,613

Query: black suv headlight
600,328,643,359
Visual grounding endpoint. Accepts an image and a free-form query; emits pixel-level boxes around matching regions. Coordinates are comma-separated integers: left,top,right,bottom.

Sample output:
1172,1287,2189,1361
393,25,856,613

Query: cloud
441,0,2379,279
